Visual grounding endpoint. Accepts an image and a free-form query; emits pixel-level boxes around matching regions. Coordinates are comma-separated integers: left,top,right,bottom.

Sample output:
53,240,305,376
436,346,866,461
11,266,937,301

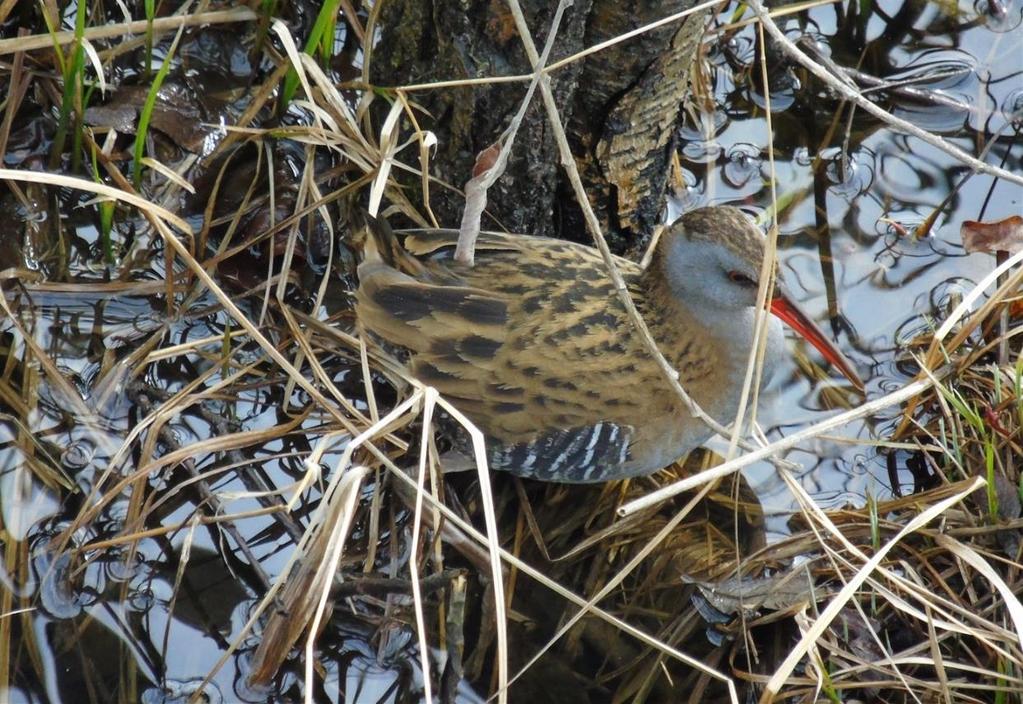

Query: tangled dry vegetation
0,2,1020,703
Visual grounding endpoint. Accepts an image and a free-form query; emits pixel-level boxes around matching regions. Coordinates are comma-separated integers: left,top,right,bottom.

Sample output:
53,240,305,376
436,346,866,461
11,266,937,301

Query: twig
745,0,1023,187
542,0,719,74
798,37,974,113
618,376,938,517
455,0,571,264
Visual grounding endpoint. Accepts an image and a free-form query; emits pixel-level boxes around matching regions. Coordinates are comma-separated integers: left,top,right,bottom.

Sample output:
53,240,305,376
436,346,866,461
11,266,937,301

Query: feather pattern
355,209,787,483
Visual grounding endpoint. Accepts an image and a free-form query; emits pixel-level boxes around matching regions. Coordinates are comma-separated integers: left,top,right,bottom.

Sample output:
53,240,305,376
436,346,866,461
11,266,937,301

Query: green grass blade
279,0,343,110
144,0,156,77
49,1,88,170
133,26,186,187
89,139,115,263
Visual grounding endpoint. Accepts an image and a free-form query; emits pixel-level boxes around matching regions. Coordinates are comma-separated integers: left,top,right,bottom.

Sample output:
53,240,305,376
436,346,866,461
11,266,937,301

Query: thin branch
455,0,571,263
542,0,719,73
618,376,937,516
746,0,1023,187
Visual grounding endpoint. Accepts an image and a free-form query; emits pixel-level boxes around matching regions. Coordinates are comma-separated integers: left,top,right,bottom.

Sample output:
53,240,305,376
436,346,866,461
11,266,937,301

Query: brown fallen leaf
84,82,219,154
961,215,1023,254
472,141,501,178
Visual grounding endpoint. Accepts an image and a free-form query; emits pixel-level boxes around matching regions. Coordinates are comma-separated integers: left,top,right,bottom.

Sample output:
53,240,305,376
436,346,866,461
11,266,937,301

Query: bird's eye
727,271,757,287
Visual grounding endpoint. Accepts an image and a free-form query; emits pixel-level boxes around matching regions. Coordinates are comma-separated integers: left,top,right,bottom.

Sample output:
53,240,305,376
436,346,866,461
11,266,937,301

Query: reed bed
0,2,1019,702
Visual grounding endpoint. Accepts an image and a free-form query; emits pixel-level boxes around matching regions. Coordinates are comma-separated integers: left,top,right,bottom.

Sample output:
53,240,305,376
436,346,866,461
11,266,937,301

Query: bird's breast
619,309,785,474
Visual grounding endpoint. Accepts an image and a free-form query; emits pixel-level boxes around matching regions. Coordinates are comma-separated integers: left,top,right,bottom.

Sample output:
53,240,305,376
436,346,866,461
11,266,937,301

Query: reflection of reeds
0,2,1020,703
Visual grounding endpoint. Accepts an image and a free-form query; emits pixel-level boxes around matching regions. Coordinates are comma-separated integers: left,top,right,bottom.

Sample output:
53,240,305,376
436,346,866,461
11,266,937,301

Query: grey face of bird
657,207,779,314
659,207,865,391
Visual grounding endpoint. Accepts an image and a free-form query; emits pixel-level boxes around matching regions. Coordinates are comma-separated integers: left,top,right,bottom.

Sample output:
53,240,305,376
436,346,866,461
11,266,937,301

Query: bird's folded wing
358,252,521,410
356,264,508,357
357,226,646,451
402,229,525,257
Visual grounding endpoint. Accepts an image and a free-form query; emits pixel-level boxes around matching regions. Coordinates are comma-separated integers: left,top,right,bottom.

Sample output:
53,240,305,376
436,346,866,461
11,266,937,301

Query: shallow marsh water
685,0,1022,540
0,1,1020,702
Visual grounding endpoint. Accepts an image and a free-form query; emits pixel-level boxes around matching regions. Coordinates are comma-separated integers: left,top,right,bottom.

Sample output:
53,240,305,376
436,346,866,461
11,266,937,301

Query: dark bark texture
369,0,707,252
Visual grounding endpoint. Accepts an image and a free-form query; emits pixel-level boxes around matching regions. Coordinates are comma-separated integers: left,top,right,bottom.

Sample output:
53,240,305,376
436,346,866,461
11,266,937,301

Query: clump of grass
46,0,87,171
764,270,1023,702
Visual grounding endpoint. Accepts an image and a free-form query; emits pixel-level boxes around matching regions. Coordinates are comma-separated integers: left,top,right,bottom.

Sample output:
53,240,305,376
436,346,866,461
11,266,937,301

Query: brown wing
356,223,649,448
356,219,765,479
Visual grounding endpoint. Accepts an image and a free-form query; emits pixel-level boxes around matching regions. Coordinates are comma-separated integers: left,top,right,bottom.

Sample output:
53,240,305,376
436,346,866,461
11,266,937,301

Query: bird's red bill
770,296,865,391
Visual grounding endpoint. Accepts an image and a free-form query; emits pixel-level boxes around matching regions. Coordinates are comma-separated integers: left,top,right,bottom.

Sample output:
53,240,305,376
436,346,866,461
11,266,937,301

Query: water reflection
2,0,1020,701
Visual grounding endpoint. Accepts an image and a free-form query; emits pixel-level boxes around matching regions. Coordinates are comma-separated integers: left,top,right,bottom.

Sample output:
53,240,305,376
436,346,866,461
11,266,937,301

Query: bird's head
653,206,864,391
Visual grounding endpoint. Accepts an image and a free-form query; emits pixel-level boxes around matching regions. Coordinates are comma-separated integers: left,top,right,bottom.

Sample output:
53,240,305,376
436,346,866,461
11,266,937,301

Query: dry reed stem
620,376,936,516
301,465,371,704
725,19,783,462
0,169,191,232
781,473,1013,643
429,392,510,702
0,7,257,55
763,478,986,700
746,0,1023,188
408,388,440,703
933,534,1023,646
773,462,1023,698
455,0,570,264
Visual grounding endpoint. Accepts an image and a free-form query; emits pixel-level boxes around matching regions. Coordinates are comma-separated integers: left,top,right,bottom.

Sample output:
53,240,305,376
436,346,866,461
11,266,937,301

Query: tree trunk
369,0,708,252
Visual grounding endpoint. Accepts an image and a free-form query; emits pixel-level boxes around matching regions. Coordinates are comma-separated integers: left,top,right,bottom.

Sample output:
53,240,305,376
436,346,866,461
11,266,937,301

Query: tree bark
369,0,708,252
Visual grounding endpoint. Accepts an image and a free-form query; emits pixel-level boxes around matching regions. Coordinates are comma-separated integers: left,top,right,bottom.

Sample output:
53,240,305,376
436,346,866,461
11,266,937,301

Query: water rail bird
356,206,863,483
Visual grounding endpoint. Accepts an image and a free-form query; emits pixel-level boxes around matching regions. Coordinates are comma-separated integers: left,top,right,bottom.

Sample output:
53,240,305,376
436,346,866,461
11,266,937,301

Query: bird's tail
354,211,430,278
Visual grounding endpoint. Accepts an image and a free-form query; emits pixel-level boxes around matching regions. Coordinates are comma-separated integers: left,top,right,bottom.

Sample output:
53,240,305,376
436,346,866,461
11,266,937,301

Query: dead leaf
472,142,501,178
961,215,1023,254
684,564,815,614
84,83,215,153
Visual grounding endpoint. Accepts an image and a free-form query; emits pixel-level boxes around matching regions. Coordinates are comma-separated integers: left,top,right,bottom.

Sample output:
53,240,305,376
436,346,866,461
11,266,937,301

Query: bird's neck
638,267,783,403
638,266,756,354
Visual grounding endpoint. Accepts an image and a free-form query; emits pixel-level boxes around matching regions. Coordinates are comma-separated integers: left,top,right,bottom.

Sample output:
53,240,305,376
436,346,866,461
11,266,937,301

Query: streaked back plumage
355,208,783,482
